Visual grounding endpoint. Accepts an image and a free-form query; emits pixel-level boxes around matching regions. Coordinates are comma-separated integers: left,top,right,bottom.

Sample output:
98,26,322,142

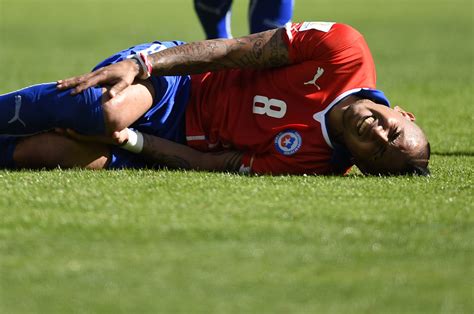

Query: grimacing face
341,99,427,175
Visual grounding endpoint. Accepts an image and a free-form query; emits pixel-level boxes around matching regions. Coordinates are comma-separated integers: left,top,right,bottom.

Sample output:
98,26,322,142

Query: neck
326,95,360,146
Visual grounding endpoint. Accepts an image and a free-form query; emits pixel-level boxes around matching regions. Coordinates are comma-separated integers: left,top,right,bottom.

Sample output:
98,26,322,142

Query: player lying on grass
0,21,430,175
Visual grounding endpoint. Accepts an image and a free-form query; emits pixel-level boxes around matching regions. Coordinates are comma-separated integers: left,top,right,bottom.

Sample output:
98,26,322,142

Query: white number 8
252,95,287,119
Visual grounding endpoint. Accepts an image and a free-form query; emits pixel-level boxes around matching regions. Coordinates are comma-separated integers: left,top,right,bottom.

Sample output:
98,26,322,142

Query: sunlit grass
0,0,472,313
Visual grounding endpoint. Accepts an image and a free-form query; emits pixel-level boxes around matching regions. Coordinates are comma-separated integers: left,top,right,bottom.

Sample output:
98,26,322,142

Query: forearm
140,134,243,172
147,28,289,76
56,28,290,96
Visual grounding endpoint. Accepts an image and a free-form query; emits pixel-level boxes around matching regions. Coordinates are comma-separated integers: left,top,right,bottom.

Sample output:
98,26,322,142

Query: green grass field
0,0,473,313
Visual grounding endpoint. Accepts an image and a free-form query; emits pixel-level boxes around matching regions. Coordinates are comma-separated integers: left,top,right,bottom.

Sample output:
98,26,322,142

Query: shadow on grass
432,151,474,157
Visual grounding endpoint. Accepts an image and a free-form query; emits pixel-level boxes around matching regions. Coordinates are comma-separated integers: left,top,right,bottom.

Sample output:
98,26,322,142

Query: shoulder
284,21,368,63
286,22,363,42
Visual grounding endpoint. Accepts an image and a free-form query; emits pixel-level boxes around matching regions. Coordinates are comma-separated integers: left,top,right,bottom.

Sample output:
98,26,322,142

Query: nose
372,125,389,143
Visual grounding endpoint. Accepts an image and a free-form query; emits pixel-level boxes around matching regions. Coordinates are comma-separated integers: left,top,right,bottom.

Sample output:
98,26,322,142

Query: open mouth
357,116,376,136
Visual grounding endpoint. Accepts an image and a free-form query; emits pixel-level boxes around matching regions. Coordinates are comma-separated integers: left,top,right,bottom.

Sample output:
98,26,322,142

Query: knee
101,92,129,135
100,82,155,135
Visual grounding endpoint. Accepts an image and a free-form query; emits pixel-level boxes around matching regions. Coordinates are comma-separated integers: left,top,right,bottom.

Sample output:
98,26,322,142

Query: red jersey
185,22,379,175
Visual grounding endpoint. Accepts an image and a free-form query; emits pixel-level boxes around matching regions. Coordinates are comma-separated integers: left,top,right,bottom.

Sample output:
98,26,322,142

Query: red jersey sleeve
283,22,366,65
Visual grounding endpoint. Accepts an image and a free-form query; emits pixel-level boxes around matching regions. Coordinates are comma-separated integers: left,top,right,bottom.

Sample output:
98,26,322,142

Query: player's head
341,99,430,176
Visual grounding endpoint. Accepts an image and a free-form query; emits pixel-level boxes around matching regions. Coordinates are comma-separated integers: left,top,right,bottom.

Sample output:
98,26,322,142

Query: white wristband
129,54,151,79
121,128,144,153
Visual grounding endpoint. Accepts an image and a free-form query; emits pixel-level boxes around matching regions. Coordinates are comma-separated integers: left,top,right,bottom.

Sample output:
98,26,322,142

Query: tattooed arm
149,28,289,75
141,134,243,172
57,28,289,96
54,128,243,172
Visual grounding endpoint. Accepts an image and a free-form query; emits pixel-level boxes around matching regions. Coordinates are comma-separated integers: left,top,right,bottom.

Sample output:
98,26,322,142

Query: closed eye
389,128,401,143
375,128,400,160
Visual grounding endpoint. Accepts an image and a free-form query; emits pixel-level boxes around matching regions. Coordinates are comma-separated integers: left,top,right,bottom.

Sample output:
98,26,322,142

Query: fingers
109,80,130,98
57,60,138,97
112,130,129,145
57,74,85,90
64,128,85,141
61,128,127,146
63,128,107,144
57,128,91,142
57,72,98,95
54,127,67,136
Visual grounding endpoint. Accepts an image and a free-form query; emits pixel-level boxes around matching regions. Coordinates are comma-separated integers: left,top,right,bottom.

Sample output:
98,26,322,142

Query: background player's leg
248,0,294,33
12,132,110,169
194,0,233,39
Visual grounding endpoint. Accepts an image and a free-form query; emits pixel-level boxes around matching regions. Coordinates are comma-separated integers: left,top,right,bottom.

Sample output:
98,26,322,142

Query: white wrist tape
121,128,144,153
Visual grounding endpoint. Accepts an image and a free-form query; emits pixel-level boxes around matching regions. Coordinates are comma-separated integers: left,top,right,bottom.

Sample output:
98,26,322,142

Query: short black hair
404,141,431,176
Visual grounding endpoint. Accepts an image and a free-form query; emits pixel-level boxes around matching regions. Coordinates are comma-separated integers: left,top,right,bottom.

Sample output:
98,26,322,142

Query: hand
55,128,130,146
56,59,140,98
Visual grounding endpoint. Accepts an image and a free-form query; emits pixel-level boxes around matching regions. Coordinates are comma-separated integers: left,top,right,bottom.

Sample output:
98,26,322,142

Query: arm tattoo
268,30,288,66
141,135,192,170
147,28,289,76
141,134,243,172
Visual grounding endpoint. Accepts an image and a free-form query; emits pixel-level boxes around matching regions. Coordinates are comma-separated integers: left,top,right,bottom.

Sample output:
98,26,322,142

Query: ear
394,106,416,121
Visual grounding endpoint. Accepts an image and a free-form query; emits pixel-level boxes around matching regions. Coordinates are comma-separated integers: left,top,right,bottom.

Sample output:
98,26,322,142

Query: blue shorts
0,41,190,170
92,41,191,169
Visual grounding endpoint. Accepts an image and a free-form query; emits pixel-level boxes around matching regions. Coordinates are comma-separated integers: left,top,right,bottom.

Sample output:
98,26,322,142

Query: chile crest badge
274,130,302,156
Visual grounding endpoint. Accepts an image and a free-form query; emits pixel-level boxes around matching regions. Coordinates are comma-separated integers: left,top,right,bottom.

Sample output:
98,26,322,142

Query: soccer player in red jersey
1,22,430,175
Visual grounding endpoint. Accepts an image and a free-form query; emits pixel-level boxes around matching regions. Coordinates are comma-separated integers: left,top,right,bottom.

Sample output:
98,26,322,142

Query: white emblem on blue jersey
274,130,302,155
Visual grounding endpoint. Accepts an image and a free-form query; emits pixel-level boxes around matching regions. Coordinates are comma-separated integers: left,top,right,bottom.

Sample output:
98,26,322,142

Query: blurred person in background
194,0,294,38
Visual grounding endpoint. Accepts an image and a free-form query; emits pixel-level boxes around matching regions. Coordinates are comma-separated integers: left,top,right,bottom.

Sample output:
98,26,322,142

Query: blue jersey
93,41,190,144
93,41,192,169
